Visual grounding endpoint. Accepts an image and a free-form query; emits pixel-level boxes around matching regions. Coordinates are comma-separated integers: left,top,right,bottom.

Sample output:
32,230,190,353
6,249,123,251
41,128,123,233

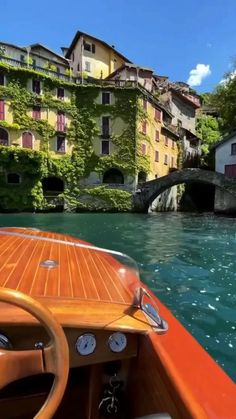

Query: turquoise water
0,212,235,382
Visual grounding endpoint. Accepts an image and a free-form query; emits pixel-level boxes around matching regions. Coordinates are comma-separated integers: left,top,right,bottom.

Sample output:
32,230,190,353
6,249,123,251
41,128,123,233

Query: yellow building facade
139,98,178,181
65,31,130,80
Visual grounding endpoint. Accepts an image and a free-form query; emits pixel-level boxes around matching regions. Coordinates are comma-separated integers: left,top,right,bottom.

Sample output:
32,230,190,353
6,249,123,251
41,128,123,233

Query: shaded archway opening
103,168,124,184
138,171,147,184
0,128,9,146
179,182,215,211
42,177,64,195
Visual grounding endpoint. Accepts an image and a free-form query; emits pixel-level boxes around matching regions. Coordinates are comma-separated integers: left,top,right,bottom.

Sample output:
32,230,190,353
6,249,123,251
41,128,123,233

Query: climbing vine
0,62,150,211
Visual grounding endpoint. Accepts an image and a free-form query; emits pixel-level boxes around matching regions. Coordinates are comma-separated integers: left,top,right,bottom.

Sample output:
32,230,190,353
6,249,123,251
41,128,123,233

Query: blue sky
1,0,236,92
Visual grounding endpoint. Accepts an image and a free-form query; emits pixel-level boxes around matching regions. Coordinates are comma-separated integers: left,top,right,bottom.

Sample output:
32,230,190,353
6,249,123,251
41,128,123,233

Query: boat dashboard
0,325,138,368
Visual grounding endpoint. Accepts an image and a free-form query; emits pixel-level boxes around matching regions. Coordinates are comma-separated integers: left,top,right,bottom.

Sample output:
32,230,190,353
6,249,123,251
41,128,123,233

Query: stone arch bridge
133,168,236,212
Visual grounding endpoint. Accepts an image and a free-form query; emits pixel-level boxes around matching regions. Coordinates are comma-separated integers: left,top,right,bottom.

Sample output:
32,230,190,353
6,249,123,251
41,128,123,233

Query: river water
0,212,235,382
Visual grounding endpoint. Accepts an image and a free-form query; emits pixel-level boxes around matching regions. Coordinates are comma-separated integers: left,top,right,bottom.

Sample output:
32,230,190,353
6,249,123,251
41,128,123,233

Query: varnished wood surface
0,299,153,332
0,227,134,304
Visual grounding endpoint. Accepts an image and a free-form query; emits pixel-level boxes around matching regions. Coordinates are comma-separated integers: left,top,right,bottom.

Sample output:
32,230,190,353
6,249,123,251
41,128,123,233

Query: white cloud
220,70,236,85
187,64,211,87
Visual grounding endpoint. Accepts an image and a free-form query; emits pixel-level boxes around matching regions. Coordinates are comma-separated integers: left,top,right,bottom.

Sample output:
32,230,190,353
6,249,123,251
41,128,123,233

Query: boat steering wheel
0,288,69,419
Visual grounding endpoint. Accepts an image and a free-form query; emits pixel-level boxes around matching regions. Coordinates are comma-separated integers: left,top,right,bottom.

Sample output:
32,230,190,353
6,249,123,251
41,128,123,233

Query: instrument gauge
108,332,127,353
76,333,96,355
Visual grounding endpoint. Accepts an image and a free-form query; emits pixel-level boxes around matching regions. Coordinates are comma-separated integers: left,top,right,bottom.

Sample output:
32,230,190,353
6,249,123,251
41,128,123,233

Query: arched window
103,168,124,184
0,128,8,146
7,173,21,184
22,131,33,149
138,171,147,184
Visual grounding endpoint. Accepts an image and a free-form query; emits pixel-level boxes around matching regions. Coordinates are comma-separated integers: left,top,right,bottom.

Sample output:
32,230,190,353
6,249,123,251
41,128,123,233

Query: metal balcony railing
0,55,75,83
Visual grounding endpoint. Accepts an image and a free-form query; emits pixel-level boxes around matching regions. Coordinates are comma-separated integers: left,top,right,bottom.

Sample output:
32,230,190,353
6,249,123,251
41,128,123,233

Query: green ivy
0,63,151,211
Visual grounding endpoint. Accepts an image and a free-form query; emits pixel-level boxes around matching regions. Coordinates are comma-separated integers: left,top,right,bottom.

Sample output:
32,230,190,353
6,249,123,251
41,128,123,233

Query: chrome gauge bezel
108,332,127,353
75,333,96,355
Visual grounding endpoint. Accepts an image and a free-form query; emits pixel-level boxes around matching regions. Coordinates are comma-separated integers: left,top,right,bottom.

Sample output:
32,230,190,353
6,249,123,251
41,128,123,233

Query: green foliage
211,65,236,132
68,186,132,212
196,114,220,155
0,63,145,211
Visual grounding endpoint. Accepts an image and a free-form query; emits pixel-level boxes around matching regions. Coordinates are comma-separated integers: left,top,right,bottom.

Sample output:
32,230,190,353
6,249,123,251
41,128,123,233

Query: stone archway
133,168,236,212
103,168,124,184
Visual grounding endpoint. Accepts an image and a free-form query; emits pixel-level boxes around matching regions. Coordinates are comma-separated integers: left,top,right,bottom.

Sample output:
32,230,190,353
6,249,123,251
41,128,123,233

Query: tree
196,114,220,155
211,64,236,132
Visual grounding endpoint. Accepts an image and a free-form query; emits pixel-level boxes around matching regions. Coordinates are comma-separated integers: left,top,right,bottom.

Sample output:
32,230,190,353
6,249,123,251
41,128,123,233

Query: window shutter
165,136,168,146
32,106,41,119
57,111,65,131
155,130,160,141
22,132,33,148
0,100,5,120
155,151,159,162
142,121,147,134
141,143,146,155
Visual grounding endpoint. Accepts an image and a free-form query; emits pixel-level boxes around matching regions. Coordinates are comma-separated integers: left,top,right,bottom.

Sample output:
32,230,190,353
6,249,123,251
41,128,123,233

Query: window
231,143,236,155
32,80,41,94
155,130,160,141
85,61,91,72
0,128,8,145
155,150,159,162
143,99,147,111
84,42,91,52
101,116,110,138
164,154,168,165
20,54,25,63
165,136,168,146
57,111,66,131
0,73,4,86
56,136,66,153
142,121,147,135
22,132,33,149
102,92,111,105
57,87,64,100
32,58,36,68
171,157,174,167
32,106,41,120
101,140,110,155
77,63,80,71
7,173,20,184
84,42,96,53
154,108,162,121
141,143,146,155
172,140,175,149
0,100,5,120
56,66,61,74
72,53,74,62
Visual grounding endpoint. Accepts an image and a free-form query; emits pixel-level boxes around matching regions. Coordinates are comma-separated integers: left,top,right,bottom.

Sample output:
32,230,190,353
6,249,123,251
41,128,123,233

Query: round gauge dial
76,333,96,355
108,332,127,353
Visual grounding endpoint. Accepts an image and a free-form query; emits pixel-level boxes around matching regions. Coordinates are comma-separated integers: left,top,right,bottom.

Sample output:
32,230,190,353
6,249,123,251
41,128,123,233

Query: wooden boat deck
0,227,153,332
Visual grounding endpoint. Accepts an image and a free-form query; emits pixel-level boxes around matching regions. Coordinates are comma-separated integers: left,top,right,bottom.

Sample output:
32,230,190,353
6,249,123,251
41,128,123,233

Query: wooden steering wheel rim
0,288,69,419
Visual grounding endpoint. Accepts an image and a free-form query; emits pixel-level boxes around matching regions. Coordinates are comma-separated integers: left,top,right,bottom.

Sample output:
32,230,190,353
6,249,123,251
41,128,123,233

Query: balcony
0,55,75,83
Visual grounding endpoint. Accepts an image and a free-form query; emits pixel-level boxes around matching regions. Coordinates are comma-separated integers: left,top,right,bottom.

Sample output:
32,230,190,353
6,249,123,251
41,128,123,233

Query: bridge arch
134,168,236,212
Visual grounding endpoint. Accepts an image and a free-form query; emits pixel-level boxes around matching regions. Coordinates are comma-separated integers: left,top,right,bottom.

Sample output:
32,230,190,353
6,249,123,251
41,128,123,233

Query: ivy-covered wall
0,62,150,211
